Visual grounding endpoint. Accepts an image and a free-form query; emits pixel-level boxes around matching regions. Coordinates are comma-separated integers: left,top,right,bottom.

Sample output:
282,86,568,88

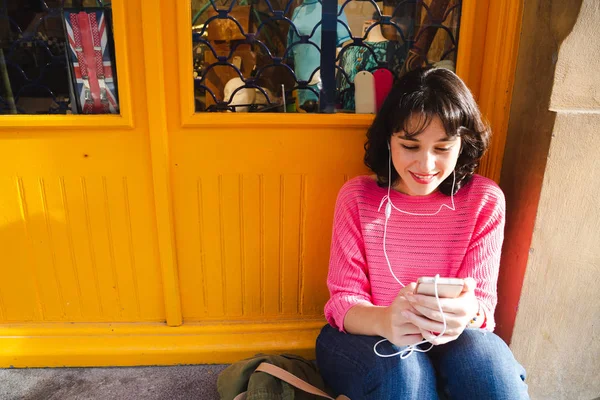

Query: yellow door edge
0,320,324,367
141,0,183,326
475,0,524,182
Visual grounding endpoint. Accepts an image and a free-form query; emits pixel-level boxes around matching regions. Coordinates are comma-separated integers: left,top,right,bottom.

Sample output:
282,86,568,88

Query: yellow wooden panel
19,177,66,320
175,170,364,322
196,175,226,317
38,177,85,319
59,176,104,320
117,177,165,321
262,174,283,316
280,175,303,316
220,175,244,317
0,177,42,322
241,175,263,316
301,174,348,316
175,177,208,319
0,168,165,323
0,130,166,323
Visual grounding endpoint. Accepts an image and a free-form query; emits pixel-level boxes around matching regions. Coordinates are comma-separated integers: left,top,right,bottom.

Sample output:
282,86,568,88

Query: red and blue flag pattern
64,9,119,114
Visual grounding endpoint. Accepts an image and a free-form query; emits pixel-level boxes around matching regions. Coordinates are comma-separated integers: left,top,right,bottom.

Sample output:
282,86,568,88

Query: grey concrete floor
0,365,228,400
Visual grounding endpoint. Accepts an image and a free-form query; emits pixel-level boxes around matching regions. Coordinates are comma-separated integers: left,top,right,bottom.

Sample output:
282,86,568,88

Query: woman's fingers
420,329,459,345
409,303,464,329
397,322,422,335
401,310,447,332
461,277,477,293
388,322,426,347
390,334,425,347
398,282,417,297
406,293,473,316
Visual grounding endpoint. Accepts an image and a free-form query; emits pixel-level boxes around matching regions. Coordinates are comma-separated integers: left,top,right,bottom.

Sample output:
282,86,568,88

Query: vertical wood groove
239,175,246,316
17,177,45,319
259,174,265,315
81,177,103,315
297,175,306,315
278,175,284,314
102,177,123,317
196,179,208,315
217,175,227,315
39,177,66,317
123,177,142,317
60,176,84,317
0,280,5,321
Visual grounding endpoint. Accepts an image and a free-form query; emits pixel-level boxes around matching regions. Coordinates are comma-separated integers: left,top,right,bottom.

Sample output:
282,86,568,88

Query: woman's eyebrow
397,135,458,142
437,136,458,143
398,135,419,141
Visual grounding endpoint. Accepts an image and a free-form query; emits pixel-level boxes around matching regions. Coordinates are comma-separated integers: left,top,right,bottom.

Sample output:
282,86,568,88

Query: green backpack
217,353,350,400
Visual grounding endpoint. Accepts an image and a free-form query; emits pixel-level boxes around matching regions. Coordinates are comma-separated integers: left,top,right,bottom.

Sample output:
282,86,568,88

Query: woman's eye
401,145,419,150
436,147,452,152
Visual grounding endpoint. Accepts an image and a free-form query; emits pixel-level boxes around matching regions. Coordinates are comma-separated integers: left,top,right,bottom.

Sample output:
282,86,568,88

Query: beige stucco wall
508,1,600,399
549,1,600,112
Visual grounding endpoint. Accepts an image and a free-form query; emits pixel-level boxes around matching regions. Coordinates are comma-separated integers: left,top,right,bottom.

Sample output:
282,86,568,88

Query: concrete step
0,365,228,400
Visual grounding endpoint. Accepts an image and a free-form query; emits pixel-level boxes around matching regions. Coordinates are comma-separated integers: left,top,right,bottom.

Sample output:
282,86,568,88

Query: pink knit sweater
324,174,505,332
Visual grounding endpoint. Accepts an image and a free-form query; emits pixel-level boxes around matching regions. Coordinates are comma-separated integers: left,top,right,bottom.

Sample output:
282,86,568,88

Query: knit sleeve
324,183,372,331
457,188,506,332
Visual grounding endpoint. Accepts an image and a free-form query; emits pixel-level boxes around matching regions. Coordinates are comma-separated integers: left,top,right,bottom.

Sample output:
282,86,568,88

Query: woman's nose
419,151,436,171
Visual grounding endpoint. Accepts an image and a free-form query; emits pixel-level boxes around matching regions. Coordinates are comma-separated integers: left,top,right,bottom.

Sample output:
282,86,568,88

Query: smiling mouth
409,171,439,184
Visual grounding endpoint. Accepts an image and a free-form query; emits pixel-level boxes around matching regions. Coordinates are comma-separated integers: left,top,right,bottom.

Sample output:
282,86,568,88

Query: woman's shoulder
461,174,506,211
339,175,380,193
336,175,382,205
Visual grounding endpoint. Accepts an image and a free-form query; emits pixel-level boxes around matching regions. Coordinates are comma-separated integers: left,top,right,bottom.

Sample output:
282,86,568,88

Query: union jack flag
64,9,119,114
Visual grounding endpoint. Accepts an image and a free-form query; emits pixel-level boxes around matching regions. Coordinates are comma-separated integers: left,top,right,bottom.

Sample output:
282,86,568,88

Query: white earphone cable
374,144,457,359
373,274,447,359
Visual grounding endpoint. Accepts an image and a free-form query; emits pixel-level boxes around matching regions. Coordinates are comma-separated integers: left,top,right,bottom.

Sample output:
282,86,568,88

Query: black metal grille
193,0,462,113
192,0,322,113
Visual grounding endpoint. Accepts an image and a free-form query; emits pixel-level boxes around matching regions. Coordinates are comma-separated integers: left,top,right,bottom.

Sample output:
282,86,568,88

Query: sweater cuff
325,294,372,333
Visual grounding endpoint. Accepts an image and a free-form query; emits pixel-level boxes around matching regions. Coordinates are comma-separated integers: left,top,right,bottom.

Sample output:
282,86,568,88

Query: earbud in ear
387,141,391,150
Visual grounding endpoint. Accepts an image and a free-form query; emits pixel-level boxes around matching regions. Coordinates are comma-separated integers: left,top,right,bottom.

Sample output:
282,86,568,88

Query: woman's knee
435,330,529,399
316,325,438,399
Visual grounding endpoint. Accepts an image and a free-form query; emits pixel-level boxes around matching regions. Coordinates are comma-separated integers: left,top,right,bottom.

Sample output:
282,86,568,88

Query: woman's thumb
463,277,477,293
399,282,417,296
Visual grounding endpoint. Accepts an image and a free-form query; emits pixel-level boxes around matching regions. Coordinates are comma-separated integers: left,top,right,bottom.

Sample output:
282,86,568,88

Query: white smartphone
414,277,465,298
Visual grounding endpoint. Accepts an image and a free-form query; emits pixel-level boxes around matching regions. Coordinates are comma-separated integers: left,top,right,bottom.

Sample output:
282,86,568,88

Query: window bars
192,0,462,113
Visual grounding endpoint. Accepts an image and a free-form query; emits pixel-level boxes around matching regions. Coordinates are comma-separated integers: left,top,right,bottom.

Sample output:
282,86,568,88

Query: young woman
316,67,529,399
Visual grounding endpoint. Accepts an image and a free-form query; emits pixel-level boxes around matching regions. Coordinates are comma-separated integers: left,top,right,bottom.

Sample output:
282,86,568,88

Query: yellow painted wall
0,0,522,366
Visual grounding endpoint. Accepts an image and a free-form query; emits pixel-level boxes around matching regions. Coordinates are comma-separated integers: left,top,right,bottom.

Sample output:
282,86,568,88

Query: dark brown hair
364,67,491,195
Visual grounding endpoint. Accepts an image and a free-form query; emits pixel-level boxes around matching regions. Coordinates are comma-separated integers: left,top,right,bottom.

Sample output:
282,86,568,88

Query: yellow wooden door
0,0,522,366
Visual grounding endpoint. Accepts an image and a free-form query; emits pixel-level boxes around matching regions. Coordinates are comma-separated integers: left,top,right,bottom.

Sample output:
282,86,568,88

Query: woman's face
390,114,461,196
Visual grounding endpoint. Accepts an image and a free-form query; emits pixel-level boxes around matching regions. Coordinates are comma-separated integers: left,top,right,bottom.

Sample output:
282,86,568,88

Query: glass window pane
336,0,462,114
192,0,462,114
0,0,119,115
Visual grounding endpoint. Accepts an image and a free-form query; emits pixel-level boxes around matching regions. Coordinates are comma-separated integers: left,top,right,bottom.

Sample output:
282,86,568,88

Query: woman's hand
381,283,426,347
401,278,479,345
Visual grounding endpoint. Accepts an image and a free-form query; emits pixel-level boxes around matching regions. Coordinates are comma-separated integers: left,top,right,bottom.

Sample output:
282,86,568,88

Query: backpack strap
242,362,350,400
231,362,351,400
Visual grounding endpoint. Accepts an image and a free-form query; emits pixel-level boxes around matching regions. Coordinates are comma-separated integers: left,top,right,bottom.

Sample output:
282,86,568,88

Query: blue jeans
316,325,529,399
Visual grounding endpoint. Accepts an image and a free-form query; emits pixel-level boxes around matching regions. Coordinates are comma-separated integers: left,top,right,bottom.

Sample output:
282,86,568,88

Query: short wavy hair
364,67,491,195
